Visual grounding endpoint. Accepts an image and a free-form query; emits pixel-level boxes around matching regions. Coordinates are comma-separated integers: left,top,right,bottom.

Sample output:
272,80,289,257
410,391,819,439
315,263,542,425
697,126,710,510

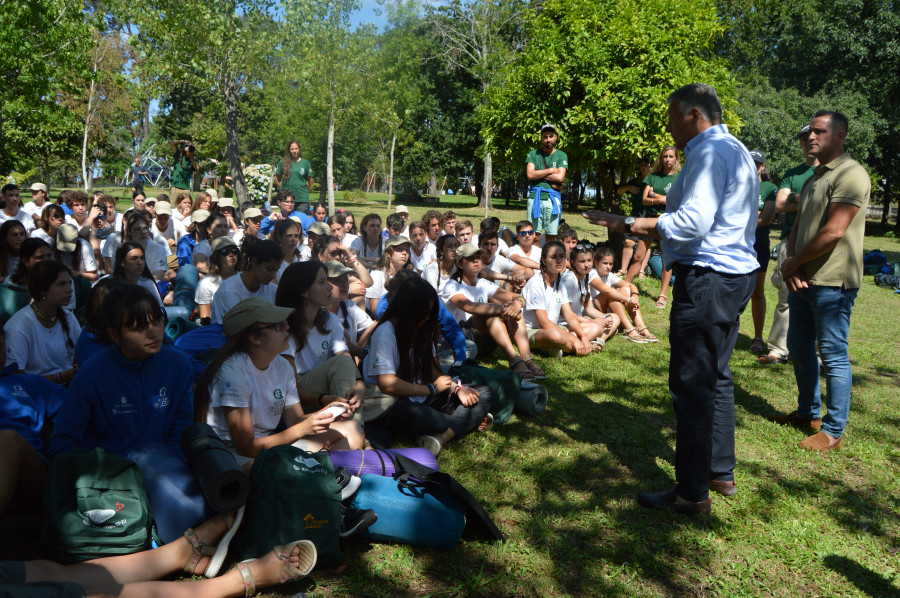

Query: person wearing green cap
195,297,362,466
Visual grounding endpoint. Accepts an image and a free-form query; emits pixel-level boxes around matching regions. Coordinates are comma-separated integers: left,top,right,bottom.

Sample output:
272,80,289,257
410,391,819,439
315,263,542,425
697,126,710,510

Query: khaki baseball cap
306,221,330,237
191,209,210,224
56,223,79,253
455,242,485,262
155,201,173,215
394,205,409,214
211,236,237,253
384,235,411,250
324,260,354,278
30,183,48,192
243,207,263,220
223,297,294,337
217,197,235,209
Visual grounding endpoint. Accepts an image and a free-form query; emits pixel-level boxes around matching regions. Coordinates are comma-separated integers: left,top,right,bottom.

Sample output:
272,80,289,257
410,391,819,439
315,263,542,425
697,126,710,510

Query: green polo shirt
278,158,312,204
778,163,816,239
172,151,196,190
642,172,678,216
526,148,568,194
794,154,870,289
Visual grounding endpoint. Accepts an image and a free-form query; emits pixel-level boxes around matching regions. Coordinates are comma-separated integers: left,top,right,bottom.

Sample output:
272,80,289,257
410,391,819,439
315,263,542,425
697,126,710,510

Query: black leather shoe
637,489,711,514
709,479,737,497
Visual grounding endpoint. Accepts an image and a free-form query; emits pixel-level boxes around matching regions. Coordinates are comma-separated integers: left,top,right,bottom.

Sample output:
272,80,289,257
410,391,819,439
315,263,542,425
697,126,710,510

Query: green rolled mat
165,316,200,341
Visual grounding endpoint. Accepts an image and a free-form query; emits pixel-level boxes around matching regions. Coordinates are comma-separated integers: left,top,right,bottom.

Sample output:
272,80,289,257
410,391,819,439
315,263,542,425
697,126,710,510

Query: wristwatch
624,216,636,234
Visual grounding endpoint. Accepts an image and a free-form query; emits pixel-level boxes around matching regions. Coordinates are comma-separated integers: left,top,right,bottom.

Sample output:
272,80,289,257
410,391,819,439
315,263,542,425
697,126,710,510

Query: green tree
0,0,89,174
484,0,735,218
117,0,278,203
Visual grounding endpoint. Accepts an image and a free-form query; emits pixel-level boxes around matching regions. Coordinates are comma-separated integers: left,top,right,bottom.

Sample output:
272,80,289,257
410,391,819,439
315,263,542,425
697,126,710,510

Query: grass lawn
11,189,900,597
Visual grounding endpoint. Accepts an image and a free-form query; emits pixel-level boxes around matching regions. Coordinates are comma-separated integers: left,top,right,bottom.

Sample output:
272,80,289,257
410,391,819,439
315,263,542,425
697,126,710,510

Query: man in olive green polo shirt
758,126,819,365
169,139,199,199
771,111,870,451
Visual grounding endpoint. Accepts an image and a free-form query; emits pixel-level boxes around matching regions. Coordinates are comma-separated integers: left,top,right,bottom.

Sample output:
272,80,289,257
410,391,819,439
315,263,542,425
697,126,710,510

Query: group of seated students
0,184,663,592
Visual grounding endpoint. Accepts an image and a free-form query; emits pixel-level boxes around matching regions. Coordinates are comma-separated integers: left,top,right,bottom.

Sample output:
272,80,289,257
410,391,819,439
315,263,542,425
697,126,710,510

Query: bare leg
472,314,518,361
625,240,650,284
26,514,229,586
303,420,365,452
658,268,672,304
619,238,635,275
751,270,767,339
0,430,47,515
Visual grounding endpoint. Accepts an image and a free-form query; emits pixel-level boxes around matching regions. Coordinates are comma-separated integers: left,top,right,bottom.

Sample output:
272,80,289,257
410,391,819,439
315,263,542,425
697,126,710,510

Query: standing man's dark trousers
669,264,754,502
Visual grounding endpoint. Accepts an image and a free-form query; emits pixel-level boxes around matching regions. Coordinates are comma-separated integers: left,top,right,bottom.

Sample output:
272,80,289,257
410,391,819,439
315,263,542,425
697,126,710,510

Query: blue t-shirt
0,363,68,460
132,164,145,185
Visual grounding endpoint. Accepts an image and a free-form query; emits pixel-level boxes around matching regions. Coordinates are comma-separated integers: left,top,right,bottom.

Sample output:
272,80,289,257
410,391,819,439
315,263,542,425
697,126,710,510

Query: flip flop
478,413,494,432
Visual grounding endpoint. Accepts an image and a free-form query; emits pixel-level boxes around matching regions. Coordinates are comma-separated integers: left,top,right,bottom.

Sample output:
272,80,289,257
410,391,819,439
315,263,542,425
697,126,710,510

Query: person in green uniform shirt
758,126,818,365
625,146,680,309
275,141,313,207
525,124,567,243
748,150,779,355
169,139,199,199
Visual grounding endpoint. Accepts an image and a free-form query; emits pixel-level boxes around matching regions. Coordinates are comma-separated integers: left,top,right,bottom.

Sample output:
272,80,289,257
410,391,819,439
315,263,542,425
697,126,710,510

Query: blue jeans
787,285,858,438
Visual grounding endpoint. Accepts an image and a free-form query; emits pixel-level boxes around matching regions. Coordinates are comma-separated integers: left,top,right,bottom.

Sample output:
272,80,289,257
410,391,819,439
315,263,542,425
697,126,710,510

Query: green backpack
43,448,154,563
233,445,342,566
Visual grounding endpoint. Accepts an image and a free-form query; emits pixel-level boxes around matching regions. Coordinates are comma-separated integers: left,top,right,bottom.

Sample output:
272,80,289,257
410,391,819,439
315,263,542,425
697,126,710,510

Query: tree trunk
429,169,437,197
81,78,96,193
222,78,250,205
388,132,396,210
326,102,336,216
567,170,582,211
478,151,493,215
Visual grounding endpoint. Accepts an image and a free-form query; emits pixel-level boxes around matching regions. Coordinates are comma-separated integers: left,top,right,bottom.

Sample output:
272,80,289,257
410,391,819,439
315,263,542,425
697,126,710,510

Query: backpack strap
394,454,505,542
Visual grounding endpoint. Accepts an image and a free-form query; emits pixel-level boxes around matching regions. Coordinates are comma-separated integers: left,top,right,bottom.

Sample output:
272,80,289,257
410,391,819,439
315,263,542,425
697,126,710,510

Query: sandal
523,358,547,380
182,527,217,575
478,413,494,432
758,354,787,365
655,294,668,308
637,327,658,342
509,357,535,380
750,337,767,355
622,327,648,344
236,539,317,597
591,338,606,351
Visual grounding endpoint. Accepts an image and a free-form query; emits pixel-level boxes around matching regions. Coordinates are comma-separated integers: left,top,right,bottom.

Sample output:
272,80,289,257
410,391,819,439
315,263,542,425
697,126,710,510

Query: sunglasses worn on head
518,230,535,237
217,247,240,255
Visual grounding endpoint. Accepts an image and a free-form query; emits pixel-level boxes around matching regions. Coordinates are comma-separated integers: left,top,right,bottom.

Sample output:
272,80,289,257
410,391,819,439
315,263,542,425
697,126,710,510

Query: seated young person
365,235,413,315
364,275,493,456
324,260,376,363
559,241,621,349
453,219,475,246
349,213,383,269
272,218,307,283
407,220,436,274
478,230,527,291
590,245,657,342
521,241,605,356
210,237,281,325
422,234,458,294
195,237,241,325
474,217,510,256
195,297,362,467
4,260,80,384
507,220,542,271
443,243,543,379
0,327,68,516
106,241,164,306
75,277,127,365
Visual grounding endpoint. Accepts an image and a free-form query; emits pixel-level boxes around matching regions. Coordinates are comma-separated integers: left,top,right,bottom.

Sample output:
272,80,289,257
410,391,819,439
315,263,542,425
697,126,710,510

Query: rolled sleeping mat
180,422,251,512
164,316,200,341
515,381,548,417
327,448,439,478
164,306,192,321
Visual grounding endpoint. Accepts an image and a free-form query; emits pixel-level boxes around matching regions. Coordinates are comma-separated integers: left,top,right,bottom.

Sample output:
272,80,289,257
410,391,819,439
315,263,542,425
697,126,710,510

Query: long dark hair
52,224,85,275
0,220,26,278
334,211,357,235
9,238,50,286
376,275,439,383
113,241,153,281
275,261,329,352
281,141,302,184
209,242,242,276
194,323,257,422
358,213,382,257
313,235,340,262
26,259,75,350
84,277,127,339
40,204,65,234
540,240,566,291
272,218,302,260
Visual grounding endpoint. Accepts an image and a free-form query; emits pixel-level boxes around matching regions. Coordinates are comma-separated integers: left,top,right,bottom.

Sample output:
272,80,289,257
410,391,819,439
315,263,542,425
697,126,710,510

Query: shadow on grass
823,555,900,597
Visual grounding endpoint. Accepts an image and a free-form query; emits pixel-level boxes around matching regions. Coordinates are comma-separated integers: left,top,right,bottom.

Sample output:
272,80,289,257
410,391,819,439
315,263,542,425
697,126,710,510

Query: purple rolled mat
327,448,439,477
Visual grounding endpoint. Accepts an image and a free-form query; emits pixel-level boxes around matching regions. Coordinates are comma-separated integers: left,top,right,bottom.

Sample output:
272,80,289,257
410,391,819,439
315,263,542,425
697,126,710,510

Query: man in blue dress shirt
585,83,758,514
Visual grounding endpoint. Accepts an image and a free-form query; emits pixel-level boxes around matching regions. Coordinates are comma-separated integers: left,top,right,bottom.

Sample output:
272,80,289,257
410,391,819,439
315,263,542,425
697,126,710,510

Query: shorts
0,562,85,598
526,195,560,235
753,231,770,272
458,318,497,358
526,324,568,345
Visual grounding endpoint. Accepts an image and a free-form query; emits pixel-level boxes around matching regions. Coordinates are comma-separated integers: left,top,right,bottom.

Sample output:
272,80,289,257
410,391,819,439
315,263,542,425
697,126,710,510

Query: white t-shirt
206,352,300,442
442,277,497,323
342,233,358,249
333,299,373,342
65,214,88,229
4,305,80,375
195,274,222,306
58,238,97,275
276,250,309,283
409,244,436,273
484,253,515,276
559,270,588,319
350,236,382,261
30,228,53,244
365,270,389,301
151,218,185,256
210,274,277,325
521,273,569,330
286,311,349,375
100,236,167,275
508,244,541,264
422,262,455,293
21,201,48,220
590,269,618,301
0,209,35,233
364,322,427,403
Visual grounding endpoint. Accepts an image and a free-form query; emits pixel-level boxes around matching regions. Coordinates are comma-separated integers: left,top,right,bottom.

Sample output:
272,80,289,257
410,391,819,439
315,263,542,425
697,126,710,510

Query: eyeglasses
575,242,595,250
518,230,535,237
255,320,288,333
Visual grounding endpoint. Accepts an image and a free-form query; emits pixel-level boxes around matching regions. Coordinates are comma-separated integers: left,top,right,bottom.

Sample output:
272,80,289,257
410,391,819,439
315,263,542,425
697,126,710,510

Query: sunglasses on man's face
518,230,535,237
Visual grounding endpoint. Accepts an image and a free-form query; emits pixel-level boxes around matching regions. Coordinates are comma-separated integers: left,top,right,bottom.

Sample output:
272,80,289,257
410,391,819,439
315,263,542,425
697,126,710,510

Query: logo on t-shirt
152,386,169,409
112,396,136,415
11,384,29,399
